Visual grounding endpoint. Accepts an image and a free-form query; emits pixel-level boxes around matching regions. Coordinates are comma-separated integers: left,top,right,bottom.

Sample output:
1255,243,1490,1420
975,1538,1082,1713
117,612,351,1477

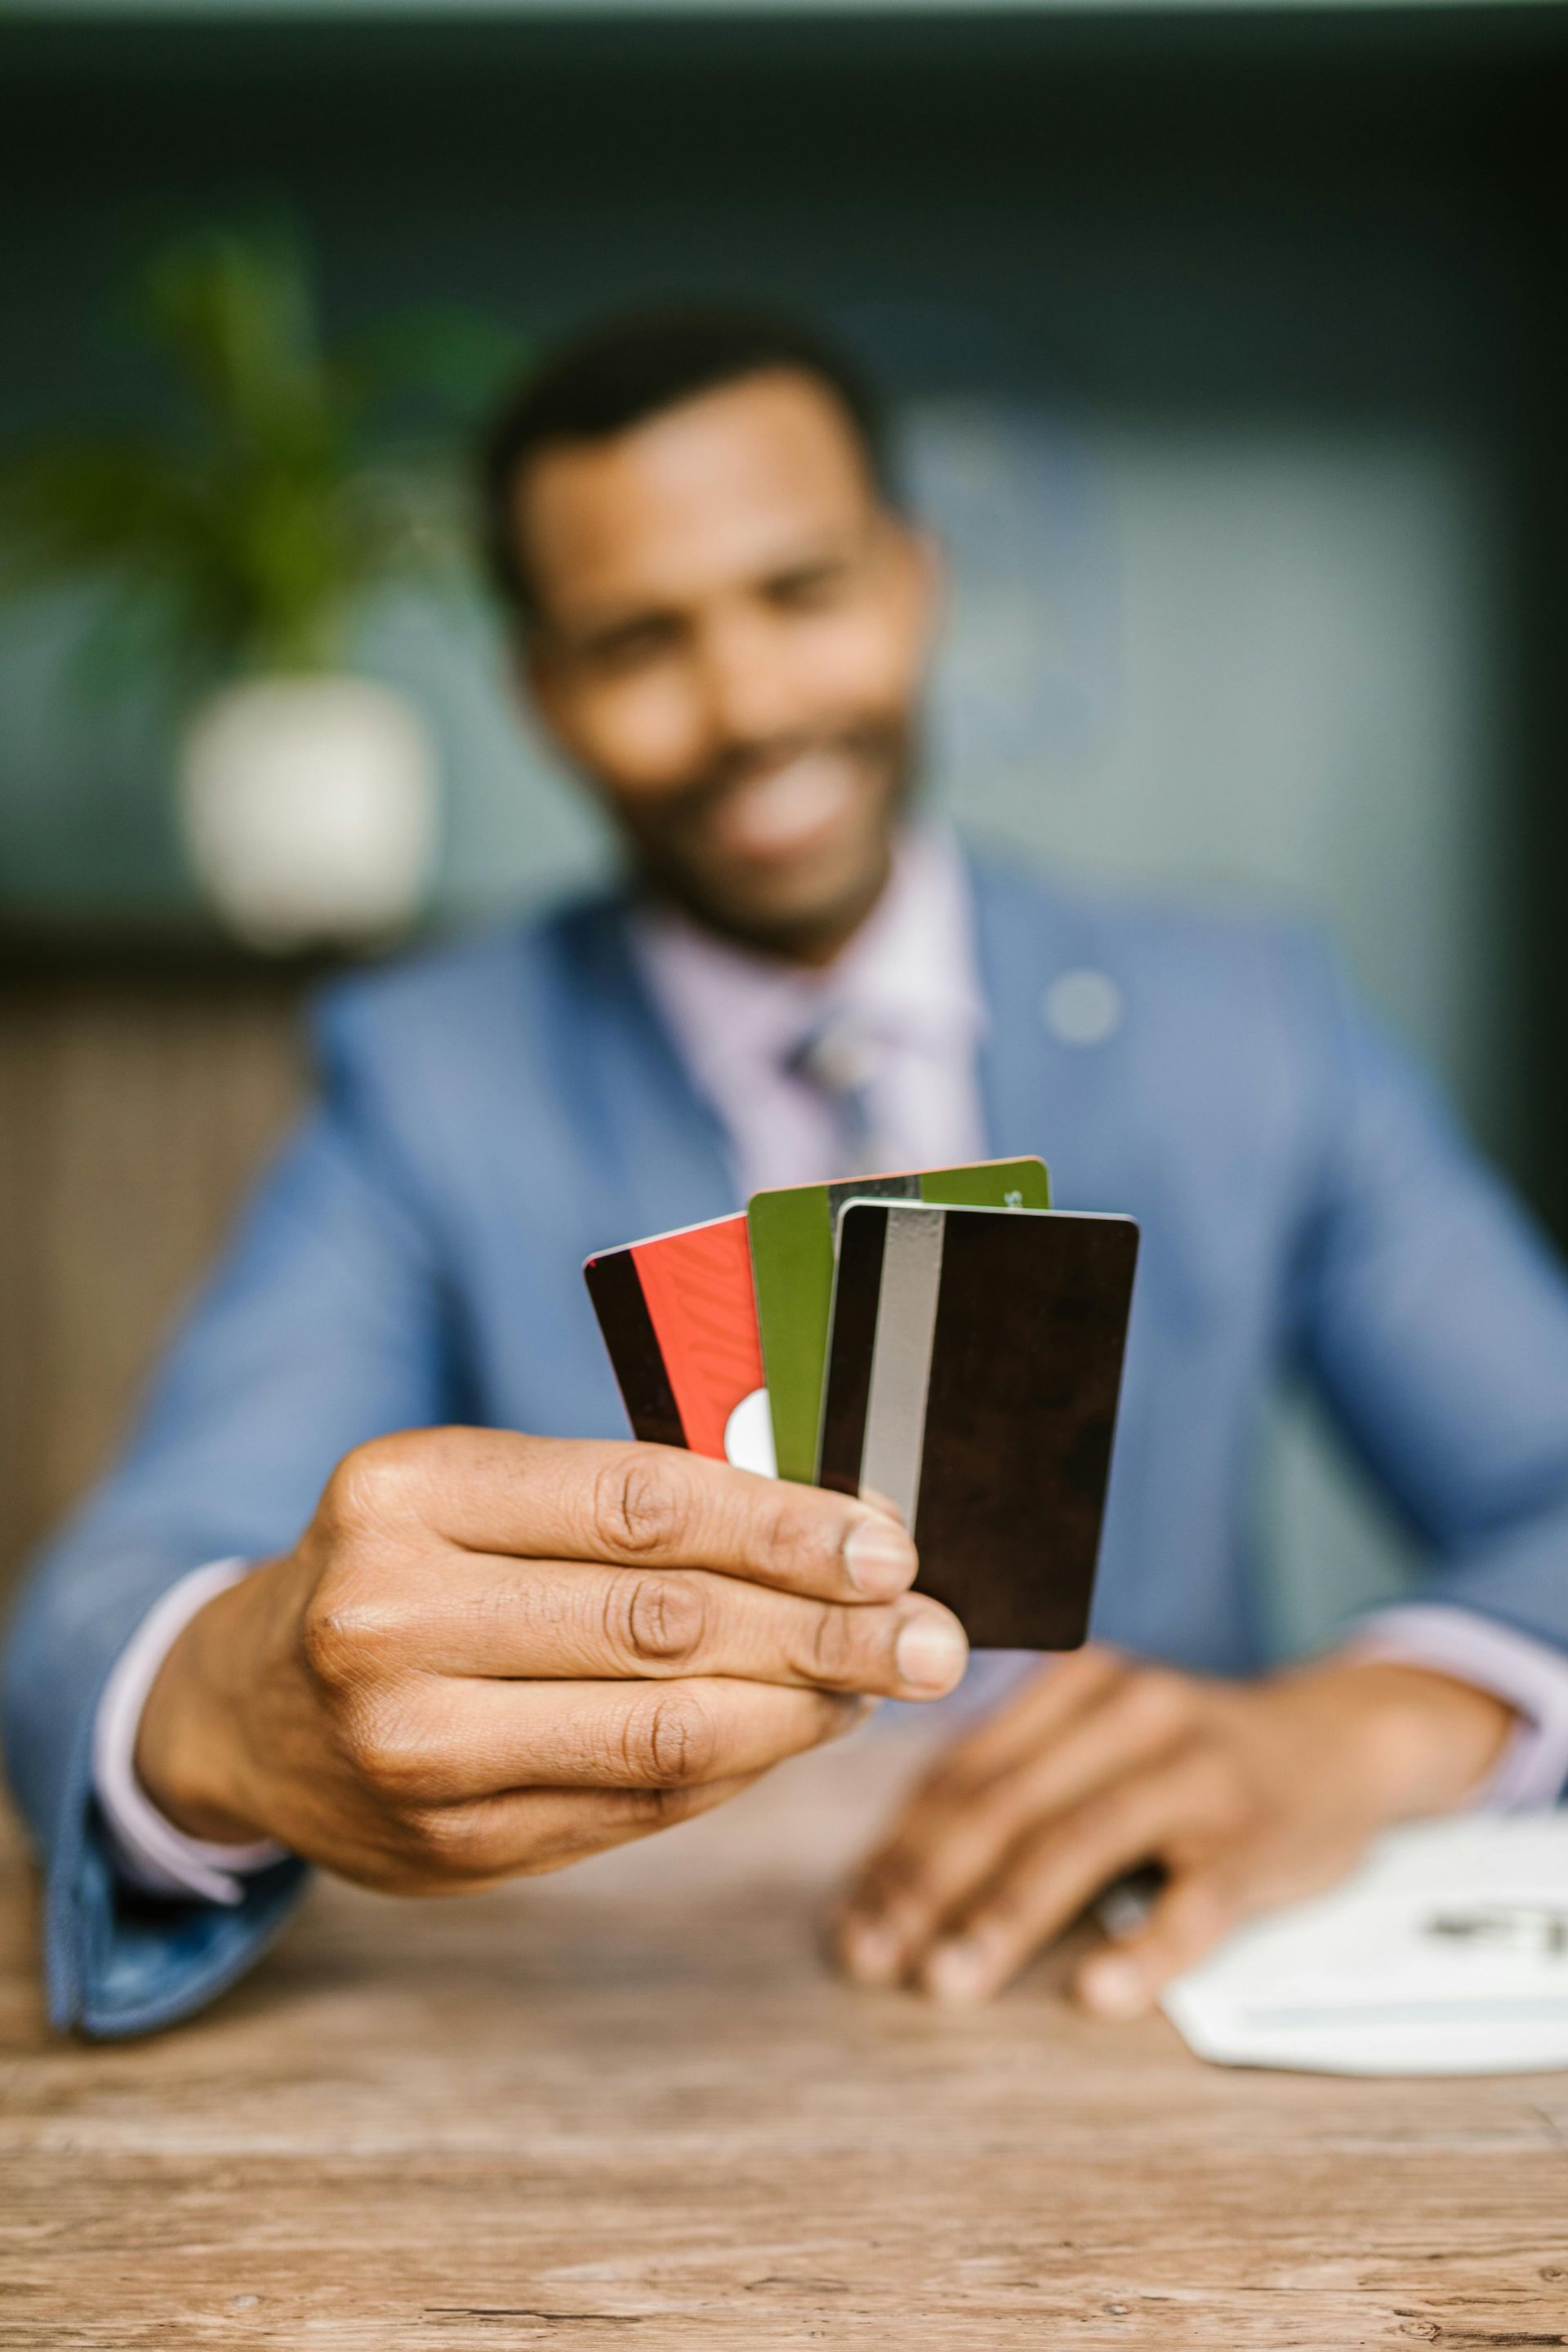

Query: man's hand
835,1644,1515,2014
136,1428,968,1895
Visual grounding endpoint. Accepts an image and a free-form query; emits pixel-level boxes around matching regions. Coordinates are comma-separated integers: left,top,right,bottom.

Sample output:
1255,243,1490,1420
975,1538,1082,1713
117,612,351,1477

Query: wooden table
2,1726,1566,2350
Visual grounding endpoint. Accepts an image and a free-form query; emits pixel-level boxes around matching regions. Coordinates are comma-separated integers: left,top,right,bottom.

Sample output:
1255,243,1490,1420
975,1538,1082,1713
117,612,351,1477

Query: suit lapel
969,849,1211,1362
970,854,1133,1214
546,894,740,1248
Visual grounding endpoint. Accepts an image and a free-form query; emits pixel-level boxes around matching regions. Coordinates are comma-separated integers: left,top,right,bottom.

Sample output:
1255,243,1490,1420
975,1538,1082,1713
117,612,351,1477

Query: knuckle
1122,1668,1193,1745
617,1572,708,1670
1058,1791,1132,1866
1074,1642,1125,1687
624,1687,719,1787
605,1784,694,1831
318,1435,421,1544
396,1802,483,1881
970,1878,1031,1938
918,1754,992,1813
859,1845,931,1913
798,1600,863,1688
959,1771,1032,1842
299,1590,374,1695
760,1486,856,1590
314,1454,374,1547
592,1454,686,1560
298,1576,405,1696
758,1488,821,1574
335,1689,439,1804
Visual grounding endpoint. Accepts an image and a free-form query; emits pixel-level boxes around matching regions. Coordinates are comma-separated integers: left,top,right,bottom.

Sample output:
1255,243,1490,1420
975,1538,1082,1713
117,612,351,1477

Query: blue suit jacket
8,853,1568,2038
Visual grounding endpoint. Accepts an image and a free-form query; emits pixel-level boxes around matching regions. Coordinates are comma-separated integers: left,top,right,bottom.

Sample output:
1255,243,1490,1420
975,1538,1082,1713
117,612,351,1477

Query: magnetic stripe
858,1205,945,1529
584,1250,685,1450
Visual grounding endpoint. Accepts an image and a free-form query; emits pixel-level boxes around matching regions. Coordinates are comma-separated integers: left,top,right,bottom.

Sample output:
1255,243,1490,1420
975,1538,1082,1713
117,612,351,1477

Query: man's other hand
835,1644,1514,2014
135,1430,968,1895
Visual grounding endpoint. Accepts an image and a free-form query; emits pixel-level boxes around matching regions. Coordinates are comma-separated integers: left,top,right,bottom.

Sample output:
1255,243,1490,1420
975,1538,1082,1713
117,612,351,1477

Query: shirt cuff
91,1559,289,1907
1337,1602,1568,1811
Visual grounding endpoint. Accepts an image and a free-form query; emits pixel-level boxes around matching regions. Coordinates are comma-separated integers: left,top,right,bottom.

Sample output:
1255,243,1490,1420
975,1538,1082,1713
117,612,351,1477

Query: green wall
3,7,1563,1138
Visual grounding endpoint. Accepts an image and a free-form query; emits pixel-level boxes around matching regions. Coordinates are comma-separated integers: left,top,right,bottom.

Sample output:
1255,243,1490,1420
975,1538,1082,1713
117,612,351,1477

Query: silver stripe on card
859,1205,945,1530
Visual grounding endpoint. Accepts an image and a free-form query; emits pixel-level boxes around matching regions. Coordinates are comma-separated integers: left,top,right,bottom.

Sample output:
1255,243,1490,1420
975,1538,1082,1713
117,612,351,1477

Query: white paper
1159,1813,1568,2076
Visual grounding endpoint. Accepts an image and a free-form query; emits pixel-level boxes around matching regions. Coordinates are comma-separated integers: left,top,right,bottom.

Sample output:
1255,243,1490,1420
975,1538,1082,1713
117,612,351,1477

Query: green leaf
0,220,524,694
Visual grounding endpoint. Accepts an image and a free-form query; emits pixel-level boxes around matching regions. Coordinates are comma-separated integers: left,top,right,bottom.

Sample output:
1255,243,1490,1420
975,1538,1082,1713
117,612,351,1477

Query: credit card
817,1201,1138,1649
748,1157,1051,1485
584,1212,773,1472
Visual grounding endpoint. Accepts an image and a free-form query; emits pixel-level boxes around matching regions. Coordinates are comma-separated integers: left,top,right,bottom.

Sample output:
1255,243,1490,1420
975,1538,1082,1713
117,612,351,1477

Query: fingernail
841,1918,905,1984
924,1938,992,2006
893,1612,969,1694
1079,1954,1148,2019
843,1517,918,1597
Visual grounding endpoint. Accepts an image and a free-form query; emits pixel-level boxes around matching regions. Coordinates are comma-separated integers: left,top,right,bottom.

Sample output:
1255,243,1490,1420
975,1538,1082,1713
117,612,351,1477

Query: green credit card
748,1156,1052,1484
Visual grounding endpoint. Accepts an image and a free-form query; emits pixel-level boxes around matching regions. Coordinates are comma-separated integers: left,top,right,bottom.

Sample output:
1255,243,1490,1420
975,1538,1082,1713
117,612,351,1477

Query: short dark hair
479,303,896,624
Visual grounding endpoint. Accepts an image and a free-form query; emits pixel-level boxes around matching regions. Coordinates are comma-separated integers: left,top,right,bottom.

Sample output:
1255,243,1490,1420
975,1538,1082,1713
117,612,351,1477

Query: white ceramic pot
179,673,439,951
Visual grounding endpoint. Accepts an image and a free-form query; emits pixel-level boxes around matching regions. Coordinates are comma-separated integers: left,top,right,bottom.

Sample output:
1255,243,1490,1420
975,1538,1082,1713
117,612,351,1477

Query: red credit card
584,1213,773,1472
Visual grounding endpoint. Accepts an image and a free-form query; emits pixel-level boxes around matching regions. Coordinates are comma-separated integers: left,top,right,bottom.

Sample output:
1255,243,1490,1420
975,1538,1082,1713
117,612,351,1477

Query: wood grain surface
2,1724,1565,2351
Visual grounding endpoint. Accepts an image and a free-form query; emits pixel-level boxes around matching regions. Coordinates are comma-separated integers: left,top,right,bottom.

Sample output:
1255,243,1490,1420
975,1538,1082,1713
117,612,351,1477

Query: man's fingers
912,1745,1245,2004
913,1646,1128,1788
341,1430,917,1603
1075,1820,1379,2019
382,1772,768,1892
366,1557,967,1700
989,1663,1202,1820
838,1660,1193,1980
350,1673,867,1802
1073,1864,1248,2018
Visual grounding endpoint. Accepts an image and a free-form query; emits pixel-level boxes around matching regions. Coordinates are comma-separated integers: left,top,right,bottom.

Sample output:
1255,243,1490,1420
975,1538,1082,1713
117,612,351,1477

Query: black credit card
817,1202,1139,1650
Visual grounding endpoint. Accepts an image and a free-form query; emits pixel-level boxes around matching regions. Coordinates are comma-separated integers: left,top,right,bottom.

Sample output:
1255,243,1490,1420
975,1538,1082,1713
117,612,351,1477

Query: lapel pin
1043,969,1122,1047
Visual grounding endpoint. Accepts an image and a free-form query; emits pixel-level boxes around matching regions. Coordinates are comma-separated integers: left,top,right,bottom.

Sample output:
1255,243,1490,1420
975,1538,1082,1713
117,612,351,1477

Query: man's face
515,368,939,958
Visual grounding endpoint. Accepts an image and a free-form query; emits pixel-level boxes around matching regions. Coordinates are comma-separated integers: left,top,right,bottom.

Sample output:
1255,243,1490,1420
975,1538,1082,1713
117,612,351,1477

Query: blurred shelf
0,915,418,990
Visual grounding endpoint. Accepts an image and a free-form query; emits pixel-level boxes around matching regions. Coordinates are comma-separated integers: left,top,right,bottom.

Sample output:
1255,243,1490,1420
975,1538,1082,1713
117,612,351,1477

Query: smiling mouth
704,748,865,863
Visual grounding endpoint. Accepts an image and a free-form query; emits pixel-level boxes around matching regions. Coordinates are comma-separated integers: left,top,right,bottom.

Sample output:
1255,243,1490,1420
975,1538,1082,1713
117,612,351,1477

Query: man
6,307,1568,2042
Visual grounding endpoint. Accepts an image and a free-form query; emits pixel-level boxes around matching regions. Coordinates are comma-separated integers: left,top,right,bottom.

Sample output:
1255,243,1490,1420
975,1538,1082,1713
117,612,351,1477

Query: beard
610,715,920,961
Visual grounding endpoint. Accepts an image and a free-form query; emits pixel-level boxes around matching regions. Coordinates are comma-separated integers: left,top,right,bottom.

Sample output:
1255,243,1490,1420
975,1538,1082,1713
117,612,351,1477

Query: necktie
785,1008,884,1177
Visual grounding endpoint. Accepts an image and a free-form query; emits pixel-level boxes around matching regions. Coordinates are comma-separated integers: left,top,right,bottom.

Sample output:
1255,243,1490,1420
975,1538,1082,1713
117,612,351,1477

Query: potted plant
0,224,516,949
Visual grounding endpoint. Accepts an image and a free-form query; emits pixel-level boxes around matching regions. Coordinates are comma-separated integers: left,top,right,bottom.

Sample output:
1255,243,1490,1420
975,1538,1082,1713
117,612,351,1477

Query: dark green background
2,2,1564,1220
